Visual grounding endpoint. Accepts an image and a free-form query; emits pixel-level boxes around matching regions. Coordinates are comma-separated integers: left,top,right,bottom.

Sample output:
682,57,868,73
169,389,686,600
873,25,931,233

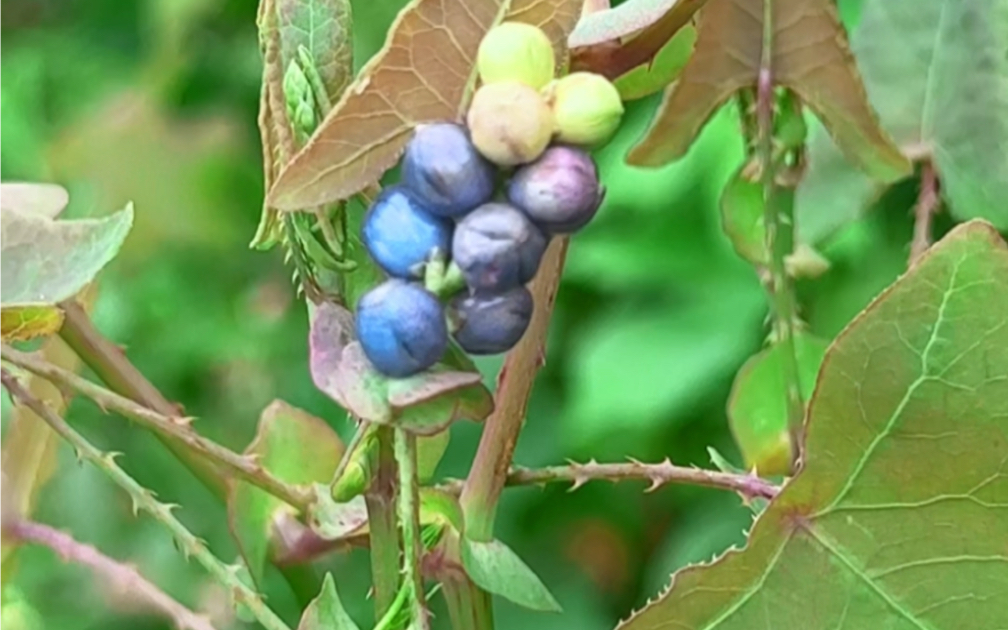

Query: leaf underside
619,221,1008,629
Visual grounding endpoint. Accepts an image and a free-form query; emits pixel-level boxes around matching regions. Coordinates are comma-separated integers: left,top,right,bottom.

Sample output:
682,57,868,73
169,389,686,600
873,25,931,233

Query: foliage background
0,0,941,628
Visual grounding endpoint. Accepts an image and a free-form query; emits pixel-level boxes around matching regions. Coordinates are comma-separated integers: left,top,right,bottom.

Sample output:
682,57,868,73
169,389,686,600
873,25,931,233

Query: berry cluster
355,22,624,378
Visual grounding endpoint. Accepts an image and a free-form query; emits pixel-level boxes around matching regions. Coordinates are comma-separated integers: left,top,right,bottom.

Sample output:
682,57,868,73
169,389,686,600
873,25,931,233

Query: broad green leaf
0,183,69,219
0,307,64,343
298,574,361,630
619,220,1008,630
309,301,493,433
627,0,911,185
1,204,133,308
461,538,562,612
266,0,584,211
278,0,354,101
611,25,696,101
797,0,1008,243
719,164,767,266
228,399,345,585
727,334,829,475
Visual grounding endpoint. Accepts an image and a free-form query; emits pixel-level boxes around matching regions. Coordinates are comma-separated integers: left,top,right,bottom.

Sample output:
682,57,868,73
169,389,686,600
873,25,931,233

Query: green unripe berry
466,81,554,166
547,72,625,147
477,22,556,90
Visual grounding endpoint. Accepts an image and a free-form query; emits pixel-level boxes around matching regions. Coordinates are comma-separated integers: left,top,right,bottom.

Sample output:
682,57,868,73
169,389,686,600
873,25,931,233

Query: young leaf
0,182,69,219
719,164,768,266
228,399,345,586
416,429,450,483
307,485,370,541
266,0,584,211
611,25,696,101
298,573,361,630
627,0,911,185
460,538,562,613
619,220,1008,630
308,301,493,434
278,0,354,102
727,333,828,476
797,0,1008,243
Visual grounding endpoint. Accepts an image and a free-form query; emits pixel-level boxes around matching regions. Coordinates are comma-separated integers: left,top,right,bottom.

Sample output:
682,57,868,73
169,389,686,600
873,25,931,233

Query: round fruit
466,81,554,166
402,123,496,218
452,202,547,293
547,72,624,147
477,22,555,90
362,184,452,279
356,280,448,377
451,286,534,355
507,145,603,234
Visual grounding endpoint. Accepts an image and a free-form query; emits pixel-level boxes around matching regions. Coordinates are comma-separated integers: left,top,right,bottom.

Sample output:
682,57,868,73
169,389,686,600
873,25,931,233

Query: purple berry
356,280,448,377
402,123,497,218
506,145,603,234
452,202,547,293
451,286,534,355
362,185,452,279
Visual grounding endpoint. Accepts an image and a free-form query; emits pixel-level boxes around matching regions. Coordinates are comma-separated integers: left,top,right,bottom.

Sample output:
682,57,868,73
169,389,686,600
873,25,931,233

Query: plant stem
57,300,227,498
910,160,939,265
394,428,429,629
460,239,569,541
365,426,401,619
441,574,494,630
1,345,312,512
442,460,780,500
0,370,292,630
3,519,217,630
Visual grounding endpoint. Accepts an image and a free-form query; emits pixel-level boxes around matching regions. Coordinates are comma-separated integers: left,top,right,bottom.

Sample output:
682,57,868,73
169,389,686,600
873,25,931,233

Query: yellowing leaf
619,220,1008,630
0,307,65,342
266,0,583,211
627,0,911,185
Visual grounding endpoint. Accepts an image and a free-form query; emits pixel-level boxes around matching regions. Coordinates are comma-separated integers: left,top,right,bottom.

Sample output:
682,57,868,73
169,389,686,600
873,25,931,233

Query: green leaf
460,538,562,613
307,485,370,541
611,25,696,101
278,0,354,103
797,0,1008,242
297,573,361,630
618,220,1008,630
727,333,829,476
719,164,768,266
0,204,133,308
308,301,493,433
227,399,346,585
627,0,911,184
266,0,584,210
416,429,450,483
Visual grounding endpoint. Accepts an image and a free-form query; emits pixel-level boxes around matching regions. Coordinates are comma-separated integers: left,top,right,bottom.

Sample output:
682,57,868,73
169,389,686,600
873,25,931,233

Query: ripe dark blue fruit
507,145,603,234
356,280,448,377
362,185,452,279
452,202,547,293
451,286,534,355
402,123,497,218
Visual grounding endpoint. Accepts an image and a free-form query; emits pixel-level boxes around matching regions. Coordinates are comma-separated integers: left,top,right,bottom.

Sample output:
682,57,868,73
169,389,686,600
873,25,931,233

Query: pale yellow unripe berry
466,81,554,166
477,22,556,90
546,72,624,147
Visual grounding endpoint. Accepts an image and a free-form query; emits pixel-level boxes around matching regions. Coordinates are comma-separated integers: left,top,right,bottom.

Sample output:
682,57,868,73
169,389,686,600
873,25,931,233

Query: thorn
644,478,663,493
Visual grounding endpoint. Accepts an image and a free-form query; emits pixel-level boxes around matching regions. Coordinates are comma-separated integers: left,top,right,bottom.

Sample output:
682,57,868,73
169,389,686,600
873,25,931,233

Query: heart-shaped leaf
228,399,346,585
461,537,562,613
618,220,1008,630
309,301,493,433
266,0,584,211
797,0,1008,243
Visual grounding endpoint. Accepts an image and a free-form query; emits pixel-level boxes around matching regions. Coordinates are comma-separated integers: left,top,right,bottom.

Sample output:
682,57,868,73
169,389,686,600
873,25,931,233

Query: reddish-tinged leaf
618,221,1008,630
266,0,583,211
568,0,702,47
627,0,911,185
228,399,345,585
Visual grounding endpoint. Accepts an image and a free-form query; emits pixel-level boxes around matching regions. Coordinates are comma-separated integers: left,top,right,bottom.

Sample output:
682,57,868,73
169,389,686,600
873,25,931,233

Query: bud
507,145,603,234
466,81,554,166
477,22,556,90
546,72,624,147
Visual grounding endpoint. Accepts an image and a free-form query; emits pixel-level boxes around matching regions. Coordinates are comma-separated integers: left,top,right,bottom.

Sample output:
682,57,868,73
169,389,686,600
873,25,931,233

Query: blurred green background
1,0,938,628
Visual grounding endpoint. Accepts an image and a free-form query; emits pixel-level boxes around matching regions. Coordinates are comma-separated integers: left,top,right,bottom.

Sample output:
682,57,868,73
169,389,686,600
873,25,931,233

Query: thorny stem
0,370,293,630
365,426,401,619
910,160,940,265
57,300,227,498
395,429,429,629
1,345,312,512
2,519,217,630
442,460,780,501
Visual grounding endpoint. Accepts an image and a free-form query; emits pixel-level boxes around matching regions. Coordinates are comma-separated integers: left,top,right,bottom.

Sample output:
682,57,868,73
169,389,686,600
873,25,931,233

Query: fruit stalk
395,428,429,628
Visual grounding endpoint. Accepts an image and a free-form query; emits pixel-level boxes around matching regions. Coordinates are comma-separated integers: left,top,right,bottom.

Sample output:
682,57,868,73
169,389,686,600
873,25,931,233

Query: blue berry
362,185,452,279
507,145,603,234
356,280,448,377
451,286,534,355
402,123,497,218
452,202,547,293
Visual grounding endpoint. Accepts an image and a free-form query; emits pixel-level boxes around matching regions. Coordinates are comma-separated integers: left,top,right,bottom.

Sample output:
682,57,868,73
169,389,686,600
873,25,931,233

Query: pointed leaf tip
461,537,562,612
